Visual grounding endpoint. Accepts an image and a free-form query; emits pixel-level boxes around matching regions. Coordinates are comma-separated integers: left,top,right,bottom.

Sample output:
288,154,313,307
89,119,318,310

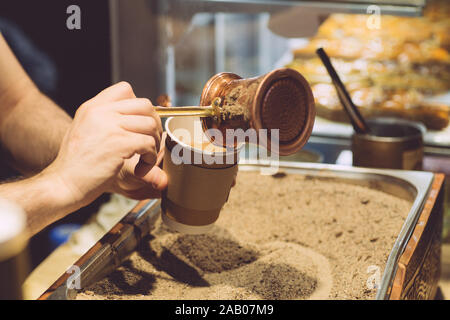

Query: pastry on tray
288,1,450,131
315,13,449,48
286,57,450,94
312,83,449,130
293,37,450,64
293,3,450,63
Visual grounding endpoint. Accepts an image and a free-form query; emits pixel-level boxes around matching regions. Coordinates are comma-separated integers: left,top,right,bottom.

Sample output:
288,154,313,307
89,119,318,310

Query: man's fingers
112,98,158,118
155,132,167,167
231,175,237,187
125,133,158,161
135,165,168,191
120,115,161,150
133,131,165,179
91,81,136,104
134,158,153,178
140,151,158,166
122,187,162,200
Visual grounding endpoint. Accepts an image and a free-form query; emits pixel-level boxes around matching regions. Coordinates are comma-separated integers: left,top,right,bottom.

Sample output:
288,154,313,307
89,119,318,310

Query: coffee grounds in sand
77,171,411,300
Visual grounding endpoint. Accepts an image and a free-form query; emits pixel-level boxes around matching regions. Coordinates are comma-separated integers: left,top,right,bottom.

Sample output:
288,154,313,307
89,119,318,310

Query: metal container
39,162,442,300
352,118,426,170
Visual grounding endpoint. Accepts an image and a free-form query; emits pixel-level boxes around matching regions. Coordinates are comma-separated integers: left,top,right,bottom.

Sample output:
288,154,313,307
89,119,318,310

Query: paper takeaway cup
161,117,241,234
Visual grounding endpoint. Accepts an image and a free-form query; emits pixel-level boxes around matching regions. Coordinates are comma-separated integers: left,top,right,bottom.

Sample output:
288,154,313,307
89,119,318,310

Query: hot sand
77,171,411,300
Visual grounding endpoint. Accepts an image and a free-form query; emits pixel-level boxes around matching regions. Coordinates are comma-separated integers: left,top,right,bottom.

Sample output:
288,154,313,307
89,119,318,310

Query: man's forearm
0,170,77,236
1,87,71,175
0,33,71,176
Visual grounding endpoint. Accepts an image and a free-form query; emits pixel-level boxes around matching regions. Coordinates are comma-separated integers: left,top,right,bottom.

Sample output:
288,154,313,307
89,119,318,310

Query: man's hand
110,133,167,200
0,33,168,235
44,81,167,209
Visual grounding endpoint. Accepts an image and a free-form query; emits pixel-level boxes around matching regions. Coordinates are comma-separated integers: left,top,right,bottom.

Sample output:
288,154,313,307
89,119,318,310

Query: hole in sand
79,228,332,300
169,234,260,273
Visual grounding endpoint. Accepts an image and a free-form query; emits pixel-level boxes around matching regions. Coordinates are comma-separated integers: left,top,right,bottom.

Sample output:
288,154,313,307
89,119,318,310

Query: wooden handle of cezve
316,48,370,134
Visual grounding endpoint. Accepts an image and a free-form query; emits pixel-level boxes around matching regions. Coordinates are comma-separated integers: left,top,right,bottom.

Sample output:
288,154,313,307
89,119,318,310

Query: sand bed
77,171,411,300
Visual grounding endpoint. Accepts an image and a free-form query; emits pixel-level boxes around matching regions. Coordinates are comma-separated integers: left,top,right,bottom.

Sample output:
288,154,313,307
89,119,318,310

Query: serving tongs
154,97,222,118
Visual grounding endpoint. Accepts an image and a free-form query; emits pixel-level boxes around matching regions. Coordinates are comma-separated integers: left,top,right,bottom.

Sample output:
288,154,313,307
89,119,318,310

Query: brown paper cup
161,117,241,234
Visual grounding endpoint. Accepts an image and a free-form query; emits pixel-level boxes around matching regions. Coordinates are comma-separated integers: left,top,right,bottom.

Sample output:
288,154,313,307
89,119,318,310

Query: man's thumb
139,166,168,191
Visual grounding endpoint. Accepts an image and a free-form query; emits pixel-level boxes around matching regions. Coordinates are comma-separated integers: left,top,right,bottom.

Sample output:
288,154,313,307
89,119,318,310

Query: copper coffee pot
155,68,315,156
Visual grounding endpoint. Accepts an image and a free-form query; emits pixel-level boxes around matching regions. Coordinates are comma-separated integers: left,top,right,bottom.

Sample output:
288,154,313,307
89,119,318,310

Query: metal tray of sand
38,162,444,300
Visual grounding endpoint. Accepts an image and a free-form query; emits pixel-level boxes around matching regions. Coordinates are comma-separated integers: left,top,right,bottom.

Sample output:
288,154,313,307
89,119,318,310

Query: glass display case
109,0,449,157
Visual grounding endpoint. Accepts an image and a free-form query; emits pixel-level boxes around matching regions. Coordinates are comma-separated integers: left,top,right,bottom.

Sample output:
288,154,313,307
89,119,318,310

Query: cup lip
165,117,243,157
352,117,426,143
